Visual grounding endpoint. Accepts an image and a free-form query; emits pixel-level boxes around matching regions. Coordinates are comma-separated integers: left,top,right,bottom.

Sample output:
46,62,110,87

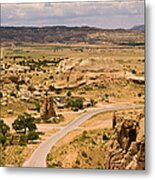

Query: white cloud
1,1,144,28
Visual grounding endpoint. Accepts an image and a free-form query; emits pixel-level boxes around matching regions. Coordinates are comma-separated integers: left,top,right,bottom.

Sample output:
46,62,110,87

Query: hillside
0,26,144,45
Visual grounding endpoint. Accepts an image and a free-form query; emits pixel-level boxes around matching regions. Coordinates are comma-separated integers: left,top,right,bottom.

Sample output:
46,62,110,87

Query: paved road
23,104,143,168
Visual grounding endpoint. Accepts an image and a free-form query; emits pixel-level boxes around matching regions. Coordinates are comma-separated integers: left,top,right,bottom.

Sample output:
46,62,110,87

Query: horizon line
0,24,144,30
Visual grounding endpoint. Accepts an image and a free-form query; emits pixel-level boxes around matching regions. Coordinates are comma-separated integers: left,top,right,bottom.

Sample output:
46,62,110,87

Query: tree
12,113,37,134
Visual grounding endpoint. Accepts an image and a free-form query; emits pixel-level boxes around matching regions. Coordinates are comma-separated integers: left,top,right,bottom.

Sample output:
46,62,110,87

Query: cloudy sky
1,0,144,29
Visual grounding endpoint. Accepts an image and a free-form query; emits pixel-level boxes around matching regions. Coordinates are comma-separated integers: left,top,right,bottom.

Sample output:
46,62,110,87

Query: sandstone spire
40,94,56,120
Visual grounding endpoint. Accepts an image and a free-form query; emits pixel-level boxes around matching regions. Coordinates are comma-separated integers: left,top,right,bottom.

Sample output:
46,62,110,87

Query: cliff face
103,111,145,170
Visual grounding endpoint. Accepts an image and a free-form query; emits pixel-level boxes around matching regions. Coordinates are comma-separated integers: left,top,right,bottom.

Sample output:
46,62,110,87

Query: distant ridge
130,24,144,31
0,26,144,45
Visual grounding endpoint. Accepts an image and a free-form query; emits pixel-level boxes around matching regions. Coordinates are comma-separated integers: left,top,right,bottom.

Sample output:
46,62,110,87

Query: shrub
67,91,72,97
82,131,88,138
0,134,6,145
105,94,109,98
47,154,53,161
50,161,62,168
131,69,137,74
81,151,87,158
0,119,10,136
19,134,27,146
75,159,80,165
49,75,54,79
138,93,142,97
67,98,83,109
27,131,39,141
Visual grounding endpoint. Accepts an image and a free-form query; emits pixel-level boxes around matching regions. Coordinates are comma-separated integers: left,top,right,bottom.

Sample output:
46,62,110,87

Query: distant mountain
0,26,144,45
130,25,144,31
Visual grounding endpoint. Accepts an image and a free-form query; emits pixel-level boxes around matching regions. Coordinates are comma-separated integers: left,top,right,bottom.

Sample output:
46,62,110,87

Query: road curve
23,104,143,168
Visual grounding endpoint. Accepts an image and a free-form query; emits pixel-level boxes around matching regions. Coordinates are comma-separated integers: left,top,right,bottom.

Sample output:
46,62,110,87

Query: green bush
27,131,39,141
67,98,83,109
0,134,6,145
80,131,89,142
19,134,27,146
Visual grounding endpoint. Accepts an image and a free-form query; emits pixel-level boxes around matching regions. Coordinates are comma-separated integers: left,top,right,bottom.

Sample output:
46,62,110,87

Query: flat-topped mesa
40,95,56,120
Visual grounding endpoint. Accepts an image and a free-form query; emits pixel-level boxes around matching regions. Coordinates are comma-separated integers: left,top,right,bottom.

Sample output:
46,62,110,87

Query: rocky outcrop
40,95,56,120
103,111,145,170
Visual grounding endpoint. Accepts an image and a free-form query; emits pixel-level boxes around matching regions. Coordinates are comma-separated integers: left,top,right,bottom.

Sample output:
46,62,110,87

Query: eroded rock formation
103,111,145,170
40,95,56,120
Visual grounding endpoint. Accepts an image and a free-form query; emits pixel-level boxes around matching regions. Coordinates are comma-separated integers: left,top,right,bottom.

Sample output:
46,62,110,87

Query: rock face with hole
40,95,56,120
103,111,145,170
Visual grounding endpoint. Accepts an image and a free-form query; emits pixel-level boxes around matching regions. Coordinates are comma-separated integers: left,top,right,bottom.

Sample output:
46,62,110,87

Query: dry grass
4,144,37,167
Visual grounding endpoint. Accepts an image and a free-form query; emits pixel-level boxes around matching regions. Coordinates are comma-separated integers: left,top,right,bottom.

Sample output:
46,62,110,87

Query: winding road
23,104,143,168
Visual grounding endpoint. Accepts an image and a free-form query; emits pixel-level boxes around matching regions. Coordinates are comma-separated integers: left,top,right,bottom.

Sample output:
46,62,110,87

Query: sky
1,0,144,29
